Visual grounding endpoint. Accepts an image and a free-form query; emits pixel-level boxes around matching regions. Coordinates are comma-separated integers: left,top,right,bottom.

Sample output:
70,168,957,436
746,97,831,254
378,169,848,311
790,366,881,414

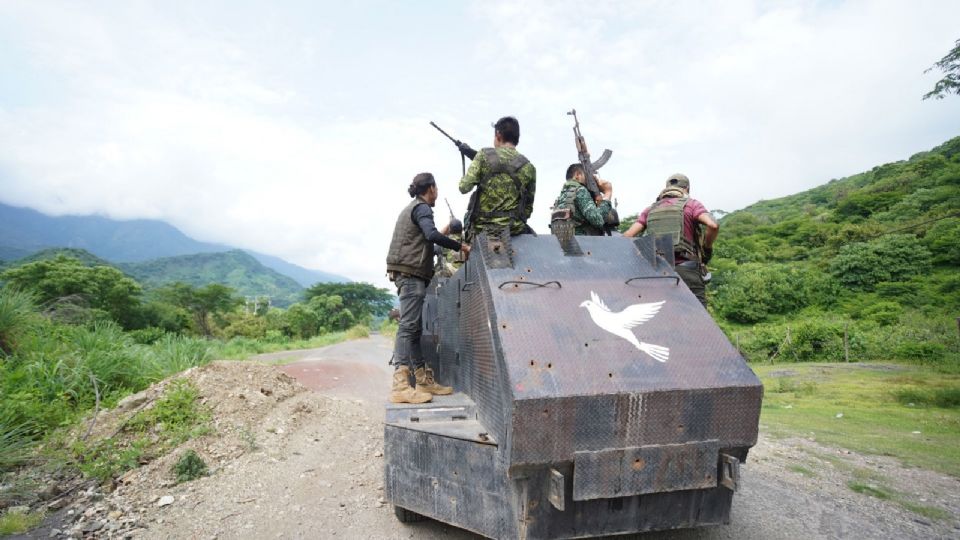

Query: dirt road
27,335,960,539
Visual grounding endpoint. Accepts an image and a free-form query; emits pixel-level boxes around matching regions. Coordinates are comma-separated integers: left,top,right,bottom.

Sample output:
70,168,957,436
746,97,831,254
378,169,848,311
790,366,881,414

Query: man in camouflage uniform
624,173,719,308
552,163,615,235
458,116,536,241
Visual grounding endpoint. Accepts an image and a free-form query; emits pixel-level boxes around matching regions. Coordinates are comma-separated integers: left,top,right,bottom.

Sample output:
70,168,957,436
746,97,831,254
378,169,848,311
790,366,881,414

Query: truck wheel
394,505,426,523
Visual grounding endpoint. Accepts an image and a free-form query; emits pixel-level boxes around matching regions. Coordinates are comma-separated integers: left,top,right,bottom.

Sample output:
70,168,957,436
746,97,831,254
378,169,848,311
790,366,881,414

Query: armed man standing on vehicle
552,163,615,235
623,173,719,308
386,173,471,404
457,116,537,241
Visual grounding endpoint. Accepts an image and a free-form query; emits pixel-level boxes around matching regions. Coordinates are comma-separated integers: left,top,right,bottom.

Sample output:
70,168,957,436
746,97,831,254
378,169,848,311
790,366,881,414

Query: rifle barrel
429,121,457,143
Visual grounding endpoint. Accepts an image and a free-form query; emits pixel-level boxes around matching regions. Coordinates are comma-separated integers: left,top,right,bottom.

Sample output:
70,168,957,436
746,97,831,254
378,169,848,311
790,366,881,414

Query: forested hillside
710,136,960,365
119,250,303,307
0,248,304,308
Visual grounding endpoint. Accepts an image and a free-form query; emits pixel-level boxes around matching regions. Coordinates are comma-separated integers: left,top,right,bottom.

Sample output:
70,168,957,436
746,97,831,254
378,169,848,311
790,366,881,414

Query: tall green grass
0,288,37,356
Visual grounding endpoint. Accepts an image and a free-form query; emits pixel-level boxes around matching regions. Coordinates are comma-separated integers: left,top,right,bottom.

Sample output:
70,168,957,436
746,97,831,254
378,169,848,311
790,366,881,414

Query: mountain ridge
0,202,348,286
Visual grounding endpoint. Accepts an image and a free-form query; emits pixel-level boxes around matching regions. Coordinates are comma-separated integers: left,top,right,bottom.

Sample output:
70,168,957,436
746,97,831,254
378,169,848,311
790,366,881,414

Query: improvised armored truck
384,232,763,539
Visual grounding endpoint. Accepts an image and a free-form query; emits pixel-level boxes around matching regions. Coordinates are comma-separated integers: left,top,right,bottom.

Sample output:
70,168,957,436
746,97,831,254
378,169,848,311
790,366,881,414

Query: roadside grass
787,464,817,477
755,363,960,478
69,379,211,483
214,331,350,360
802,448,952,521
379,319,398,339
0,508,44,535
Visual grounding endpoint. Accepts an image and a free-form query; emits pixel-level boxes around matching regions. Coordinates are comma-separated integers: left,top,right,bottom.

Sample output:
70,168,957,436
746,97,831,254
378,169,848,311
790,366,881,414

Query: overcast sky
1,1,958,288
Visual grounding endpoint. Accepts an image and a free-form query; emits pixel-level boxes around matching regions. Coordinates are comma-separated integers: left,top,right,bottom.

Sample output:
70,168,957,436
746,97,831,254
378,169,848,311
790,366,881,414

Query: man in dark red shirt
623,173,719,307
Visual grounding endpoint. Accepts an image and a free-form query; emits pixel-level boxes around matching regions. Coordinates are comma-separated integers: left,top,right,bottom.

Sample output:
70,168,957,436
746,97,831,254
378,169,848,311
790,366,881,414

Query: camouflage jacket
459,146,536,238
553,180,612,236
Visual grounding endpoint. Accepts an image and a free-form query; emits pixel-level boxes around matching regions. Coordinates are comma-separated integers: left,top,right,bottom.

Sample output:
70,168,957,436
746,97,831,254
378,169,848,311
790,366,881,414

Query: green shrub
893,387,960,408
172,449,208,483
859,301,903,326
0,287,37,356
379,318,398,338
829,234,931,291
346,325,369,339
127,327,168,345
923,218,960,265
713,264,836,323
894,342,947,363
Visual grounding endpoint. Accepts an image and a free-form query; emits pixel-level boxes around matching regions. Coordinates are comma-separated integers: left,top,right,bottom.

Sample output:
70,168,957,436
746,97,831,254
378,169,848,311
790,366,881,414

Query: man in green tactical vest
386,173,471,404
458,116,537,241
623,173,719,308
551,163,615,236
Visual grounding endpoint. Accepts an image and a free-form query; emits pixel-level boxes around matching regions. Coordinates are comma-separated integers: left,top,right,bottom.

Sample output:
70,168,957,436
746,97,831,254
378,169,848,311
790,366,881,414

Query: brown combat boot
415,366,453,395
390,366,432,404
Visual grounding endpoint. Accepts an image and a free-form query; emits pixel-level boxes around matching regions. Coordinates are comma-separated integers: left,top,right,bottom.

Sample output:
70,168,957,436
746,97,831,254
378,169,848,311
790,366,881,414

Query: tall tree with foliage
158,282,240,337
303,282,393,320
0,255,142,327
924,38,960,100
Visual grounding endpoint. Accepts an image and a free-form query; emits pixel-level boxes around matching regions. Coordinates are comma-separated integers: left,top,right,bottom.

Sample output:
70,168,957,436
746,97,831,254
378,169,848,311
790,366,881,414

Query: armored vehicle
384,231,763,539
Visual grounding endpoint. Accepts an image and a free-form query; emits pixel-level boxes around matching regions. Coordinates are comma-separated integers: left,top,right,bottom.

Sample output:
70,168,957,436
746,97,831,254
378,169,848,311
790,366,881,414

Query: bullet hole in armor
526,268,532,272
584,343,589,347
586,251,592,256
608,373,613,378
501,323,507,329
547,363,553,369
529,360,535,366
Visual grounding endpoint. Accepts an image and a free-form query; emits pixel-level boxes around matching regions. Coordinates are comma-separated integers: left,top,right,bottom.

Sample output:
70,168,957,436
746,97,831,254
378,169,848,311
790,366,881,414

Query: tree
0,255,142,327
828,234,931,291
303,282,393,320
158,283,240,337
924,38,960,100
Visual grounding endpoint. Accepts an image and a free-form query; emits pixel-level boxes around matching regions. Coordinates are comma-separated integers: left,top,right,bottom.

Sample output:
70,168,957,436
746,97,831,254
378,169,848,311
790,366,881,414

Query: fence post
844,323,850,363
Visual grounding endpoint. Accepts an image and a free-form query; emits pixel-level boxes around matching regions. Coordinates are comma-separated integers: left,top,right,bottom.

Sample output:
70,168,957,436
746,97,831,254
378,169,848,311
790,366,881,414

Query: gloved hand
456,141,477,160
449,218,463,234
703,246,714,264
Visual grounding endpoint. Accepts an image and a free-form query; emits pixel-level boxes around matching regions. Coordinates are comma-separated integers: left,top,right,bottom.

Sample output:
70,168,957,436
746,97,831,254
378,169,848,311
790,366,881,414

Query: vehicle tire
394,505,426,523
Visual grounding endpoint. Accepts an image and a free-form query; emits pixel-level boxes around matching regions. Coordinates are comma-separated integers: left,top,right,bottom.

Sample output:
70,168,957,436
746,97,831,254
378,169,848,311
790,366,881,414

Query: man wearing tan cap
623,173,719,307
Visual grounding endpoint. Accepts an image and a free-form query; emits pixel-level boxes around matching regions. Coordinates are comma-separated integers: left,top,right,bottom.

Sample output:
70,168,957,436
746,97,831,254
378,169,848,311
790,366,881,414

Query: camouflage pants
391,275,427,371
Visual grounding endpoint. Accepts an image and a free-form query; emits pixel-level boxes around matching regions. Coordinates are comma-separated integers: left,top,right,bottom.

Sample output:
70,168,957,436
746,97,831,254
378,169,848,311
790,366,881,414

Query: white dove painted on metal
579,291,670,362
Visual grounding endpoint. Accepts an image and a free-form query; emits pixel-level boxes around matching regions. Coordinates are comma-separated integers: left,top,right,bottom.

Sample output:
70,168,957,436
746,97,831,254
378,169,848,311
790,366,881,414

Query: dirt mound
32,361,367,539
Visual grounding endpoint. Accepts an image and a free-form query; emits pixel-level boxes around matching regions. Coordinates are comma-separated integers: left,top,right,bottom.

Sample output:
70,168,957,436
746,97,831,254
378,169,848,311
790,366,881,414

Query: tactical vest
645,196,699,262
386,198,434,281
468,148,530,234
554,183,602,236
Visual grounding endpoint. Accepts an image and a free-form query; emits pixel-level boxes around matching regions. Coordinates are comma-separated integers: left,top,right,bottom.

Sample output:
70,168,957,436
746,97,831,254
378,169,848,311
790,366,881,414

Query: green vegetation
923,37,960,100
172,449,208,483
0,263,390,502
0,508,44,535
72,380,210,483
713,136,960,368
755,363,960,477
120,250,304,307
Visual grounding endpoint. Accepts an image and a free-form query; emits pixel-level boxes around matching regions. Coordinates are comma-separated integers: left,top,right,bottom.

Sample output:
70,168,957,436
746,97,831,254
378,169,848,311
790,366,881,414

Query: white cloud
1,0,959,290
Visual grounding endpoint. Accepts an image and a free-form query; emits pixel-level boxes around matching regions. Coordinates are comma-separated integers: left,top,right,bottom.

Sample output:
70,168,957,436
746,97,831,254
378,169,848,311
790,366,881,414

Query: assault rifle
430,121,477,175
430,121,482,237
567,109,620,234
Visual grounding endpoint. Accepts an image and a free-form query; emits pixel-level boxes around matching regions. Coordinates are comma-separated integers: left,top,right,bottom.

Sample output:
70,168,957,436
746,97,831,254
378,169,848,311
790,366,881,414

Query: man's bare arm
698,213,719,248
623,221,645,238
